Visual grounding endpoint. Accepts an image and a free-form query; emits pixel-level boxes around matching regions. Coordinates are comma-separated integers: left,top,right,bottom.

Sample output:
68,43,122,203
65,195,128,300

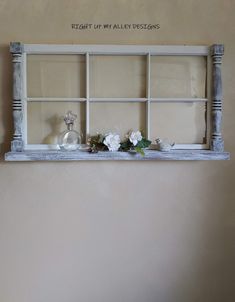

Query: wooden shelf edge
4,150,230,161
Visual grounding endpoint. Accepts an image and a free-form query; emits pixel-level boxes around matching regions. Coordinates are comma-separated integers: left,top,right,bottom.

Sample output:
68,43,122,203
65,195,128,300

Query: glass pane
90,55,146,98
27,102,85,144
27,55,86,98
150,102,207,144
151,56,207,98
89,102,146,138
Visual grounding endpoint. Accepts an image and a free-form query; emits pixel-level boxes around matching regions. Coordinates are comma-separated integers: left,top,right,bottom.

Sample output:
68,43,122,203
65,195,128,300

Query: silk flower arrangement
88,131,151,156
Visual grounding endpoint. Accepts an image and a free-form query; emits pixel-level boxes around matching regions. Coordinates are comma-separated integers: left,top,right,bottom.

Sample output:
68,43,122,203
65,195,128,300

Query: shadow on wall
0,44,13,159
42,114,62,145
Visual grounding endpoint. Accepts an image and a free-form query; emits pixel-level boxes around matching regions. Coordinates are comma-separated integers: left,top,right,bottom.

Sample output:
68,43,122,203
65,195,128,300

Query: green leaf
136,138,151,149
135,146,145,156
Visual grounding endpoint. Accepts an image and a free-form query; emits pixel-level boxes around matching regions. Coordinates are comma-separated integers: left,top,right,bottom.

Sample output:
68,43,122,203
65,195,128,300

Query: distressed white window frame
5,43,229,161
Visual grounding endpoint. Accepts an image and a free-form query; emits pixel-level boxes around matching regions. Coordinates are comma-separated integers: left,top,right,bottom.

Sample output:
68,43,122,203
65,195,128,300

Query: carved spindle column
10,42,23,151
210,44,224,152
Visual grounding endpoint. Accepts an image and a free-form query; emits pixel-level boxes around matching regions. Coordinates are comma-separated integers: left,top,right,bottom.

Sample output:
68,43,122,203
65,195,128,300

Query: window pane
27,55,86,98
150,102,207,144
90,55,146,98
151,56,207,98
89,102,146,138
27,102,85,144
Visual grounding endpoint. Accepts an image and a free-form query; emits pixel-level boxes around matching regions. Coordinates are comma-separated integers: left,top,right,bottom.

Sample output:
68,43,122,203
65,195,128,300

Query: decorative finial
63,111,77,125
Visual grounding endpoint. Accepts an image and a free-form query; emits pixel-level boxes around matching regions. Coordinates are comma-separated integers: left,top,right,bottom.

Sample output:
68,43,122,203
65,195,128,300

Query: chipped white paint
23,44,209,56
5,42,229,161
5,150,230,161
10,42,24,151
210,44,224,151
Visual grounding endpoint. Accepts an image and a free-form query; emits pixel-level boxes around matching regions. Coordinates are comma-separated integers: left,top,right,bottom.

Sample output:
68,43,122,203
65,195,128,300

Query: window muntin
23,45,209,150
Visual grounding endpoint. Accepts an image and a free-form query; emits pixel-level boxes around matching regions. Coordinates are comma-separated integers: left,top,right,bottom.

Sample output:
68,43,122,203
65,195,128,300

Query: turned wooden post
10,42,24,151
210,44,224,151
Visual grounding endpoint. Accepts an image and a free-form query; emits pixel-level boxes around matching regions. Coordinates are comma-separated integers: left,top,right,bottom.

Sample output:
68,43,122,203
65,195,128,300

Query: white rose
129,131,142,146
103,133,121,151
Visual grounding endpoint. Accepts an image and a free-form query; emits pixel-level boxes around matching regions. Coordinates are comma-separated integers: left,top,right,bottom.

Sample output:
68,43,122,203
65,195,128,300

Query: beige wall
0,1,235,302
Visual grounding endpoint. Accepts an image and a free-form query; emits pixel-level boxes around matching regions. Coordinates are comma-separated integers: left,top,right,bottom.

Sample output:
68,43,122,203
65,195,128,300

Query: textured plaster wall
0,1,235,302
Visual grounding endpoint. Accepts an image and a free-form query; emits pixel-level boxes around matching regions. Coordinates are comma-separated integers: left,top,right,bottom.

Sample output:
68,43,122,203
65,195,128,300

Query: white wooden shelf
5,150,230,161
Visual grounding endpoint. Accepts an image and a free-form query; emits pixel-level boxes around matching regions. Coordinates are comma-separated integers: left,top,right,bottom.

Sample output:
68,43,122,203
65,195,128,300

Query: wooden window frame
5,42,229,161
